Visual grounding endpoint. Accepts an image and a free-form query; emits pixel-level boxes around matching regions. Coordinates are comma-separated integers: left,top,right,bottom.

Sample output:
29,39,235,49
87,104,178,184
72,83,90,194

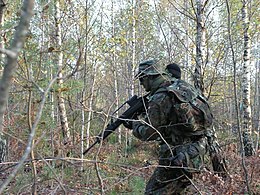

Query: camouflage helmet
135,59,164,78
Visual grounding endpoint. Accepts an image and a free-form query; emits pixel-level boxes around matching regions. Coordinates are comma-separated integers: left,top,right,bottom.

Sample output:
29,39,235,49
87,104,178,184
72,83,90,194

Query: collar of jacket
149,75,171,94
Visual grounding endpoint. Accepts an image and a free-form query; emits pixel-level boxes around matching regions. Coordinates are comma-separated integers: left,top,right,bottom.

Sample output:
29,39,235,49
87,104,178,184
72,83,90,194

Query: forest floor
0,139,259,194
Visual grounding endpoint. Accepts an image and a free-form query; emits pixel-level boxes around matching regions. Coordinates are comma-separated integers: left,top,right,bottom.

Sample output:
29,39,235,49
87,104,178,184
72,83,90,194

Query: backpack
166,79,213,134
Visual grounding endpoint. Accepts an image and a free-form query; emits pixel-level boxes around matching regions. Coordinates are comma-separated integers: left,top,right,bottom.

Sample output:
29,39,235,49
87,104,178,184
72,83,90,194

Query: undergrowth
1,138,259,194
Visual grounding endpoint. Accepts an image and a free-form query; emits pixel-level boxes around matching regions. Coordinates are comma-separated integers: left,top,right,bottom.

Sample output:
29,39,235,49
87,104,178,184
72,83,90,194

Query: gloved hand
132,121,143,139
122,120,133,129
133,121,142,130
123,114,139,129
170,152,186,166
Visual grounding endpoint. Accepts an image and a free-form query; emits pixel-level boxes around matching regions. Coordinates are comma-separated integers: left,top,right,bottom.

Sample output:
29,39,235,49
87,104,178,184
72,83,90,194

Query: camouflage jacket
133,79,210,171
133,80,208,144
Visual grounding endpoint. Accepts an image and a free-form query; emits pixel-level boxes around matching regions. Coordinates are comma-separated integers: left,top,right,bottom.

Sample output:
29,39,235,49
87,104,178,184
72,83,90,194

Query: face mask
139,75,152,92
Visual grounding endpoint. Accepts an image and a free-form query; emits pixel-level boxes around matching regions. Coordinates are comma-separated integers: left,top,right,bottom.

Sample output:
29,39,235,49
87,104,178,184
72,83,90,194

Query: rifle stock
83,94,148,155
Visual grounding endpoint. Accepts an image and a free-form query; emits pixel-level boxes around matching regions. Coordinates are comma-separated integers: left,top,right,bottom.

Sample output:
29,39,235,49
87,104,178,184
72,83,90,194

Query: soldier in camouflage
132,60,209,194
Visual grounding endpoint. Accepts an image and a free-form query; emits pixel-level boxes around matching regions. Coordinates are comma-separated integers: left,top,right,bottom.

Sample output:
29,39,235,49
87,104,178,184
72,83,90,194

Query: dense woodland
0,0,259,194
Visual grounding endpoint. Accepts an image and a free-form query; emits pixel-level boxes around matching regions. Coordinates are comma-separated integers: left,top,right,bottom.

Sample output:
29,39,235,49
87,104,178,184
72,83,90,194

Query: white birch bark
254,59,260,151
131,0,136,97
55,0,70,144
82,0,99,163
0,0,5,67
194,0,207,94
111,0,121,144
80,54,86,169
184,0,190,82
241,0,254,156
0,0,6,162
86,60,97,147
126,0,137,151
81,0,88,164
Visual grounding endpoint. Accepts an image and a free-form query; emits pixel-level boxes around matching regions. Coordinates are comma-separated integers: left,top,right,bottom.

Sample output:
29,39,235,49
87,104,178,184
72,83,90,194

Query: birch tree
0,0,6,163
241,0,254,156
81,0,89,163
110,0,121,144
194,0,208,94
54,0,70,146
256,63,260,151
125,0,138,148
0,0,5,66
253,49,260,152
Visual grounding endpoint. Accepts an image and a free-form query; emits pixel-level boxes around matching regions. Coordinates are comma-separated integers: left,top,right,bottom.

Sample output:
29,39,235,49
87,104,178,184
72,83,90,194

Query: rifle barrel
83,94,148,155
83,140,99,155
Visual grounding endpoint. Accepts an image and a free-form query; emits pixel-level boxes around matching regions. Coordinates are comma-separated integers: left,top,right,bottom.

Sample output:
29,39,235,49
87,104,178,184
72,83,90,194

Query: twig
39,154,67,194
184,172,203,195
225,0,251,194
0,48,16,58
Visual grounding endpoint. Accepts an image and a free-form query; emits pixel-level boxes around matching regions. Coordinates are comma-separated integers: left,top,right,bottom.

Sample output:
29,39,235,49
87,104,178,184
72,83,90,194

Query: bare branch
0,48,16,58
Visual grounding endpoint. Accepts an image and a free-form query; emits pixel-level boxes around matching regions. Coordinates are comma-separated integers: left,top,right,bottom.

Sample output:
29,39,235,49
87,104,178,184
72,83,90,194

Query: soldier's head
166,63,181,79
136,59,167,92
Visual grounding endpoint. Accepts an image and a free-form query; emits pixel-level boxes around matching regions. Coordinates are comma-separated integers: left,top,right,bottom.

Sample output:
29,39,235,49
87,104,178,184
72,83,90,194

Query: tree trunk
86,60,97,146
111,0,121,144
241,0,254,157
0,0,6,163
55,0,70,146
184,0,190,82
0,0,5,65
254,58,260,152
27,91,38,195
194,0,207,94
226,0,251,192
126,0,137,153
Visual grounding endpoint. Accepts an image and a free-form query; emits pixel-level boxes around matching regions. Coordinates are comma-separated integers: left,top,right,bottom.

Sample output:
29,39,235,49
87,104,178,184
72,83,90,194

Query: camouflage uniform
133,60,209,195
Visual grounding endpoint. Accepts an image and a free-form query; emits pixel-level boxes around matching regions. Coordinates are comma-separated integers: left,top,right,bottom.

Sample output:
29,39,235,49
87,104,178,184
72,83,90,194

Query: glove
132,121,143,139
170,152,186,166
122,114,139,129
122,120,133,129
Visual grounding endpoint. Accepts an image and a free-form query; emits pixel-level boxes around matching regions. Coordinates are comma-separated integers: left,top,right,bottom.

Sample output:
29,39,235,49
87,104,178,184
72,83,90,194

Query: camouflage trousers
144,138,208,194
144,166,192,195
